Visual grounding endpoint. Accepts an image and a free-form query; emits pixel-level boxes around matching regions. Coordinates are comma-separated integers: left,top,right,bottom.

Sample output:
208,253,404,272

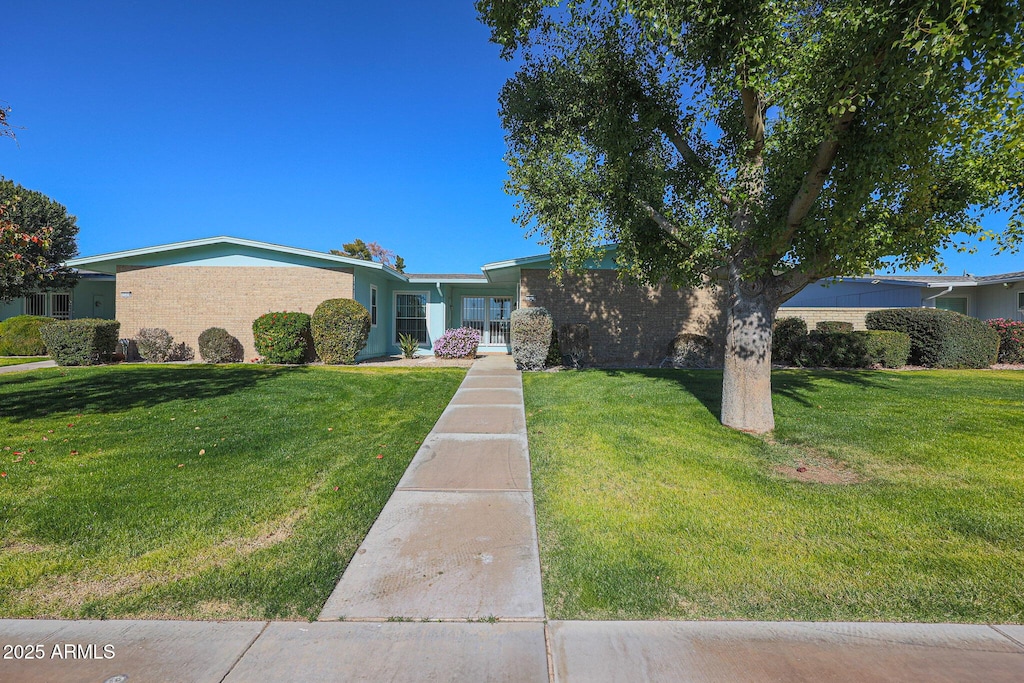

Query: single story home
2,235,1019,362
780,272,1024,329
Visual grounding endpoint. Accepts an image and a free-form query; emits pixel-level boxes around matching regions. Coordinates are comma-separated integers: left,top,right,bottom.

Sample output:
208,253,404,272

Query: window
462,297,486,337
51,293,71,320
395,293,428,344
935,297,968,315
25,293,46,316
461,296,513,344
1018,291,1024,310
370,286,378,327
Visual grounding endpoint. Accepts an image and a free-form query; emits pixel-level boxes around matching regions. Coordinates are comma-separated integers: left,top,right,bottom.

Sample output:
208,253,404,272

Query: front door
462,296,514,344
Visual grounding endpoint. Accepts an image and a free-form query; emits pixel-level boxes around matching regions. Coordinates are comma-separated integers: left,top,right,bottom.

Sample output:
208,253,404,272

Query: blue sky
2,1,1017,276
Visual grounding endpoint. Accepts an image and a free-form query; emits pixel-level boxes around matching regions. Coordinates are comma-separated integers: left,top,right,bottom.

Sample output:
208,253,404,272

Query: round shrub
198,327,244,363
39,319,120,366
772,317,807,364
987,318,1024,364
253,312,313,364
434,327,481,359
667,332,717,368
0,315,51,356
867,308,999,368
860,330,911,368
816,320,854,333
135,327,175,362
311,299,370,365
510,307,552,371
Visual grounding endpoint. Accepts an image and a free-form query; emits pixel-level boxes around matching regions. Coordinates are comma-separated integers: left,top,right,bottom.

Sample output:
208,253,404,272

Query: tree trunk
720,272,778,433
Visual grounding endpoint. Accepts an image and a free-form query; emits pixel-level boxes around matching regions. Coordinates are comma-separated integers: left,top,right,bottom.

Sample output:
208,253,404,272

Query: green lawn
524,369,1024,623
0,364,464,620
0,357,48,367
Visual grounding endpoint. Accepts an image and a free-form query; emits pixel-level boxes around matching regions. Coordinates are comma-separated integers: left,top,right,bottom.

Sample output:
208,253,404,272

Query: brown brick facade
777,306,890,331
116,265,354,359
519,269,727,366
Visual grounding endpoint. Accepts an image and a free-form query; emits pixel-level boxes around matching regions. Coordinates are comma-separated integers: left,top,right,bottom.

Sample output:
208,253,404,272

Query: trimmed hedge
772,317,807,364
795,331,868,368
136,328,174,362
861,330,911,368
667,332,716,368
198,327,244,363
253,312,313,364
545,328,561,367
510,307,552,371
987,318,1024,364
39,319,120,366
816,320,854,333
558,323,591,368
311,299,370,364
434,327,481,359
866,308,999,368
0,315,51,356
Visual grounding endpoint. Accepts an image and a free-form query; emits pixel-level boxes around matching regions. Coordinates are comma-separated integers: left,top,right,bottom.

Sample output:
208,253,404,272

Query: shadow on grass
596,368,892,420
0,364,291,421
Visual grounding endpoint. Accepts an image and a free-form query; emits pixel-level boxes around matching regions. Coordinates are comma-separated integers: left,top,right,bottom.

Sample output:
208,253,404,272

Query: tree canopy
0,179,79,302
478,0,1024,431
331,238,406,272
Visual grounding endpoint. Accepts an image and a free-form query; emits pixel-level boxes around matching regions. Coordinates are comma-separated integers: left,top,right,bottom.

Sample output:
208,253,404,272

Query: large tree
331,238,406,272
478,0,1024,432
0,179,79,302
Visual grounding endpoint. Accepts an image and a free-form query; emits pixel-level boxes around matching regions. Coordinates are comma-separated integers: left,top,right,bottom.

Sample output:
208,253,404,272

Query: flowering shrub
252,312,313,364
434,327,481,359
987,318,1024,364
311,299,370,364
510,307,552,370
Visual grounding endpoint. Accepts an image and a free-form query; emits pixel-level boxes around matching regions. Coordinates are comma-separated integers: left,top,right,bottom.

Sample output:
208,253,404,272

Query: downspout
922,285,953,308
436,281,444,329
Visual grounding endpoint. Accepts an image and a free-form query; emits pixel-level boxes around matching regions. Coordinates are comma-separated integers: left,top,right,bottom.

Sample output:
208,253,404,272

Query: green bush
558,323,591,368
796,331,870,368
816,320,854,333
866,308,999,368
253,312,313,364
198,327,244,363
135,327,174,362
39,319,120,366
545,328,561,367
772,317,807,364
311,299,370,364
667,332,717,368
0,315,51,355
510,307,552,371
860,330,911,368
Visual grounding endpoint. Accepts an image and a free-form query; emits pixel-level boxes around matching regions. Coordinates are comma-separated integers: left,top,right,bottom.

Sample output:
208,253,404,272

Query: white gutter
922,285,954,307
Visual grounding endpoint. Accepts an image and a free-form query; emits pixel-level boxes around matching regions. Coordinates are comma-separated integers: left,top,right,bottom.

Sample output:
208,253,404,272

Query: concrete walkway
2,355,1023,681
0,358,56,374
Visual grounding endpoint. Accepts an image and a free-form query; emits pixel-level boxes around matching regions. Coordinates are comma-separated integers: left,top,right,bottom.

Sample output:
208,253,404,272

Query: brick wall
519,269,727,366
116,265,354,359
777,306,892,331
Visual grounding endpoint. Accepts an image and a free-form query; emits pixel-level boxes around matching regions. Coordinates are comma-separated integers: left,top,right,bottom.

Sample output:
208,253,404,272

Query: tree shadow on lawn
0,364,292,422
598,368,892,420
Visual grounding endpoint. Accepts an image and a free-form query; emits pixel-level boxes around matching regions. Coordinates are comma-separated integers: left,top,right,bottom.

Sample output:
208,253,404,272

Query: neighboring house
0,272,116,322
781,272,1024,329
39,236,725,365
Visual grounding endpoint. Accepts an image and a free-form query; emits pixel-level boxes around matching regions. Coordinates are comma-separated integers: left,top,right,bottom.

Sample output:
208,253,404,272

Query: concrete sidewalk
318,353,544,621
1,355,1022,681
0,359,56,374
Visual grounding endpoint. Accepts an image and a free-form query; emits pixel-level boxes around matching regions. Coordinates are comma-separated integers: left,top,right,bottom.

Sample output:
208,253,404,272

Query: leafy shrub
510,307,552,371
253,312,313,364
434,327,481,359
135,327,175,362
987,318,1024,364
772,317,807,364
0,315,51,355
198,327,244,363
866,308,999,368
311,299,370,364
545,328,561,367
398,332,420,359
860,330,911,368
796,331,870,368
816,320,854,333
39,319,120,366
667,332,717,368
169,342,195,361
557,323,591,368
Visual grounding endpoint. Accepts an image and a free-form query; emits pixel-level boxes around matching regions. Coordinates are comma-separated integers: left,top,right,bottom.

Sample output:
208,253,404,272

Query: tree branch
639,199,691,249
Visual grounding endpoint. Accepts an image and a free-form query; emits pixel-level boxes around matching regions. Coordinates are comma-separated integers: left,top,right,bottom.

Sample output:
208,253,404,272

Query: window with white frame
51,293,71,320
395,293,428,344
370,286,378,327
1018,291,1024,310
25,293,47,316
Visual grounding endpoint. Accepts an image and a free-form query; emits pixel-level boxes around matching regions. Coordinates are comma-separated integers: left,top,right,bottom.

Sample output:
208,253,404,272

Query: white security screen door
462,296,513,344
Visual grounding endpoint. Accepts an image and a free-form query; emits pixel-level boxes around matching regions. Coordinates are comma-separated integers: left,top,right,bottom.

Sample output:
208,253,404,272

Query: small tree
331,238,406,271
1,178,79,302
